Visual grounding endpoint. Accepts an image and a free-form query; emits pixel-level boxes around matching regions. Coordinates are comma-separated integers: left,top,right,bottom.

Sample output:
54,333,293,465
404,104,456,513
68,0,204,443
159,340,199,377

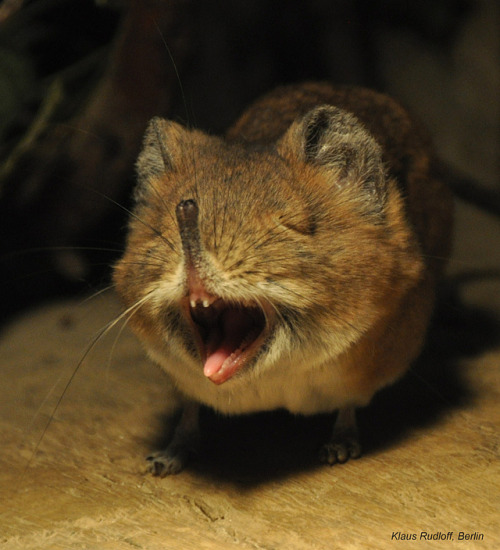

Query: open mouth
182,295,272,385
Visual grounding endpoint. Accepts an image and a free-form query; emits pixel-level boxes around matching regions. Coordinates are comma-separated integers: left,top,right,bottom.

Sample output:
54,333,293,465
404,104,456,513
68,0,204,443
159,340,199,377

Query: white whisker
22,290,155,477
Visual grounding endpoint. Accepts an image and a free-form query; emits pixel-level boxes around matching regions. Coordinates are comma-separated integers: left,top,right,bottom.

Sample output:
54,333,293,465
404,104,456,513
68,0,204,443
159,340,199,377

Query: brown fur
113,82,453,474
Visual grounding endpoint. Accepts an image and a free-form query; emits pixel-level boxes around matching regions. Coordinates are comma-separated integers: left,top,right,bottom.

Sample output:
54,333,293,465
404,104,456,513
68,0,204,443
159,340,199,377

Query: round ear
136,117,187,180
134,117,190,203
278,106,387,212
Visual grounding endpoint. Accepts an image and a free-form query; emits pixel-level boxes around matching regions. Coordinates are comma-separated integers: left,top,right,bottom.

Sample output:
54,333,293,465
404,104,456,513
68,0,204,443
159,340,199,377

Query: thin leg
147,401,200,476
319,406,361,465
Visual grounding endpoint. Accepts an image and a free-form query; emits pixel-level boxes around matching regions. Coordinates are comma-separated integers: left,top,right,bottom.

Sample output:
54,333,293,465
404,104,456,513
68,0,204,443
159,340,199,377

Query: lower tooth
222,350,240,370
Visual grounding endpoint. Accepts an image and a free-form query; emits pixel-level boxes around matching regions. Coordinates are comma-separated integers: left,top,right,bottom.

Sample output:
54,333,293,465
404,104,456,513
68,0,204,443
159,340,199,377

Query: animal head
113,106,422,385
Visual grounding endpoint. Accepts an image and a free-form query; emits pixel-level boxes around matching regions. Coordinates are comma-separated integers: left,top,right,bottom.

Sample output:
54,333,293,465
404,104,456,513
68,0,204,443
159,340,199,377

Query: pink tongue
203,309,250,382
203,346,234,378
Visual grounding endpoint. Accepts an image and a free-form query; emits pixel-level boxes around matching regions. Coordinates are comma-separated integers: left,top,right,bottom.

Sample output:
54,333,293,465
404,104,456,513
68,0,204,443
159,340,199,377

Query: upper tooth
190,299,196,308
202,299,210,308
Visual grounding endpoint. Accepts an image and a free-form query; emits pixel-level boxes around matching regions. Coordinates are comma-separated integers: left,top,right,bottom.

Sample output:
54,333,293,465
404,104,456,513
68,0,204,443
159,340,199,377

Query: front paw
146,447,188,477
146,401,200,477
319,435,361,465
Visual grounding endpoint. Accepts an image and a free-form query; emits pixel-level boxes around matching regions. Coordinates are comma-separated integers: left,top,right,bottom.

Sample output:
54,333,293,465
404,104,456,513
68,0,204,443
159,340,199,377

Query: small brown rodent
113,82,453,476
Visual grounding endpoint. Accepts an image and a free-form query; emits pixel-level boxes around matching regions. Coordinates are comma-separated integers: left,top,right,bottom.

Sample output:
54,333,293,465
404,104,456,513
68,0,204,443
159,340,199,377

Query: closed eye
277,211,317,236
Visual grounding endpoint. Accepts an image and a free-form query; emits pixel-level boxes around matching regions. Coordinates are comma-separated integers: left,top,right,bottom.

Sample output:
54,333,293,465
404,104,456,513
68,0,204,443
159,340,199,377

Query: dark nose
176,199,201,260
176,199,198,224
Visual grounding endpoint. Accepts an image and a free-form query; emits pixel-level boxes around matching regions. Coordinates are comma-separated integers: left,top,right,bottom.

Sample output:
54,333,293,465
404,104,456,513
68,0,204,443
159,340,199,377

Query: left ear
277,105,387,211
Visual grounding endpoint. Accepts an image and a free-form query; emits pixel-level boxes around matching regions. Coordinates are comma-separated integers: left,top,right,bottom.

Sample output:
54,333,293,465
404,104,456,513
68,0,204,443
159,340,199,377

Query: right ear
277,105,387,213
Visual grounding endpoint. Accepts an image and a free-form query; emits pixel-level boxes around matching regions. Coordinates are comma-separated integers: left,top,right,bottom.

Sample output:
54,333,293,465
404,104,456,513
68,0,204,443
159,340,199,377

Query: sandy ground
0,197,499,549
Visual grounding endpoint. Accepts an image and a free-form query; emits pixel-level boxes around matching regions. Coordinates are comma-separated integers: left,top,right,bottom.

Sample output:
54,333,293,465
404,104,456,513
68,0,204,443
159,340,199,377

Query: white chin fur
145,331,366,416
